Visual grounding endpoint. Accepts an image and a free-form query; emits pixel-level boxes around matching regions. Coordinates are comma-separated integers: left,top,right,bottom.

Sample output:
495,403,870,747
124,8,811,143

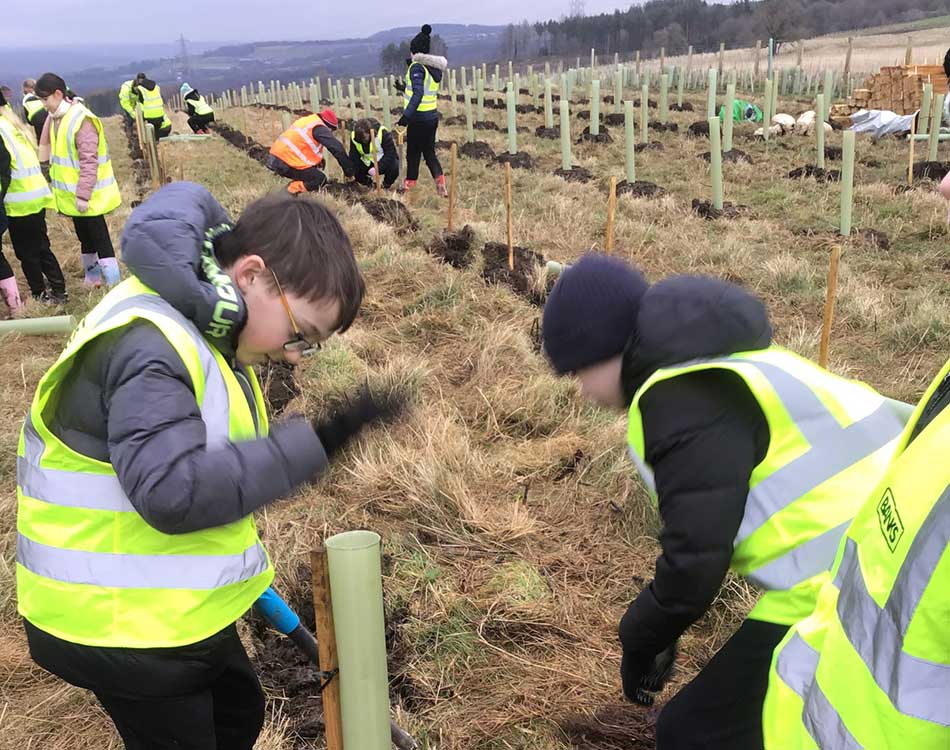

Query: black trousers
405,118,442,180
266,154,327,190
25,619,265,750
355,154,399,188
188,112,215,133
145,116,171,140
655,618,789,750
72,214,116,258
6,210,67,296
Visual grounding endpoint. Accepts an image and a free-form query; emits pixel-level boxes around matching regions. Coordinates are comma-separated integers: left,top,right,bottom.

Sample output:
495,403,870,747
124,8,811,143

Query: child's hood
120,181,247,359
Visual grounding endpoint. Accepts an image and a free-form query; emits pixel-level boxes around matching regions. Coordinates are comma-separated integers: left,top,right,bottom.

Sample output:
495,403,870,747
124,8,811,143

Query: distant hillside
45,24,505,111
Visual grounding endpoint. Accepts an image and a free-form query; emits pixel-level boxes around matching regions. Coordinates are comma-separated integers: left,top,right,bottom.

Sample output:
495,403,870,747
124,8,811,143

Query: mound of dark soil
443,115,466,126
459,141,496,160
576,110,605,122
515,104,538,114
670,102,695,112
494,151,535,169
824,146,843,160
633,99,658,109
536,126,560,139
362,198,418,232
649,122,679,132
700,149,753,164
428,226,476,268
554,167,594,183
635,141,665,153
692,199,744,220
912,161,950,182
482,243,546,304
577,126,613,144
787,165,841,182
687,121,717,138
617,180,666,198
258,361,300,416
604,113,626,127
474,120,500,130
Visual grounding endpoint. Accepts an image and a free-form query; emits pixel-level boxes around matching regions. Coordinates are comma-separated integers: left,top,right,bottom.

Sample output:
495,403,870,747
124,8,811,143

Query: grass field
0,58,947,750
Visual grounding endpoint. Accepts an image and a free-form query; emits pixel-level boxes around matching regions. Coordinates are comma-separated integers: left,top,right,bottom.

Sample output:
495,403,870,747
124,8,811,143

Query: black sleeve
619,370,768,661
0,137,10,200
100,322,329,535
381,128,397,157
313,124,354,176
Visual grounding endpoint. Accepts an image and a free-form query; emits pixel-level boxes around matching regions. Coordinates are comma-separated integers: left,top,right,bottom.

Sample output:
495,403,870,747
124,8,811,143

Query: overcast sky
6,0,637,47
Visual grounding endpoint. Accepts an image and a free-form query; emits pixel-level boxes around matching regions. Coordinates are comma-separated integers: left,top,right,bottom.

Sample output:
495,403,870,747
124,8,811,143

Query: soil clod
362,198,418,232
692,199,744,220
912,161,950,182
787,165,842,182
428,225,476,268
535,126,560,139
617,180,666,198
494,151,536,169
482,243,546,304
577,126,613,144
459,141,496,160
701,149,753,164
554,166,594,183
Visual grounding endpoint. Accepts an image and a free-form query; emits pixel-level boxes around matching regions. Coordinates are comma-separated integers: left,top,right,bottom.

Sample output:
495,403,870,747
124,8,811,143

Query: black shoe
39,290,69,306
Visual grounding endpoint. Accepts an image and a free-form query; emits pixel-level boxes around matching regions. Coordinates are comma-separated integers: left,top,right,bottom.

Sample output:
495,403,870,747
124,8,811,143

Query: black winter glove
396,115,408,128
621,641,678,707
313,386,406,458
394,79,406,93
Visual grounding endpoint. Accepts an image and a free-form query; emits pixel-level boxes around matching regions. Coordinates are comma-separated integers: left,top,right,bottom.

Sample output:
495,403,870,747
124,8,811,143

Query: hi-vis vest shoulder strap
137,83,165,119
48,103,121,217
269,114,325,169
22,94,44,123
0,117,54,216
404,62,439,112
351,126,386,166
763,358,950,750
627,346,904,625
16,277,274,648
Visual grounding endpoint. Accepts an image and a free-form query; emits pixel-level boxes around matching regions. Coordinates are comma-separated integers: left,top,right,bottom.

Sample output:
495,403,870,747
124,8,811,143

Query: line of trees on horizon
499,0,950,60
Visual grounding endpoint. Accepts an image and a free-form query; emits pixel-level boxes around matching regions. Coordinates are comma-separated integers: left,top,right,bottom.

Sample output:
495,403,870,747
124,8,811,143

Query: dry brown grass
1,64,947,750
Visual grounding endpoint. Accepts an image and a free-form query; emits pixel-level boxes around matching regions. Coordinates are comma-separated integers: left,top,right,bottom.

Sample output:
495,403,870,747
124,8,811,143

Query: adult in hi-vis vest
117,79,136,126
266,107,354,193
762,358,950,749
395,24,448,197
348,117,399,189
133,73,171,140
539,254,905,750
0,103,68,308
180,82,215,134
34,72,122,288
17,182,405,750
21,78,48,142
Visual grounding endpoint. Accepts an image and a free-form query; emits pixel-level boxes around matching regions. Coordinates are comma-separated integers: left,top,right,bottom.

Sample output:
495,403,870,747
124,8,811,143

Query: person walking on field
17,181,406,750
539,253,907,750
0,92,68,307
35,72,122,287
396,24,448,197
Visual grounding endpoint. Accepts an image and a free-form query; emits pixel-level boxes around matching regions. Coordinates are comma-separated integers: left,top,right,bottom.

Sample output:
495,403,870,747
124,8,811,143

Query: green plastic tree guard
929,94,945,162
707,68,717,118
477,76,485,121
723,82,735,153
560,99,572,170
659,74,669,124
507,83,517,155
839,130,855,236
614,69,623,115
0,315,76,336
640,84,649,145
676,65,685,107
920,83,932,137
325,531,391,750
709,116,724,211
816,93,826,169
544,79,554,129
625,100,636,183
591,79,601,136
763,78,774,142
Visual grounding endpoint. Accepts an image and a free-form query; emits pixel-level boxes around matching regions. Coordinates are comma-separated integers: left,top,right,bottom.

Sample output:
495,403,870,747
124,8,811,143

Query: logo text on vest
877,488,905,552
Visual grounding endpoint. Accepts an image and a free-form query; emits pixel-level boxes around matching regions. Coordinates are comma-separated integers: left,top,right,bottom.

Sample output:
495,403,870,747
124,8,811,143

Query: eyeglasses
270,269,322,357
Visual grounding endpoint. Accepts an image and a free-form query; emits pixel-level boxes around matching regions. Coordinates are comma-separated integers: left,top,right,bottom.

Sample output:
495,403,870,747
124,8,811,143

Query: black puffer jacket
47,182,328,536
618,276,773,668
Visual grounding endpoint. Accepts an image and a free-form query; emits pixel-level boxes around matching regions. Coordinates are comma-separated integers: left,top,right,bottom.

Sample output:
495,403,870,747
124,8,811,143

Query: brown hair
215,192,365,332
34,73,67,98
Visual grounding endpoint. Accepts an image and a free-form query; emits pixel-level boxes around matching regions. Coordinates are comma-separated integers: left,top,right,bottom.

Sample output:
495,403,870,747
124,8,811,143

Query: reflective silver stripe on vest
51,154,110,168
292,125,324,161
17,533,268,590
733,360,904,546
746,520,849,590
627,445,656,494
277,135,315,166
5,186,51,204
11,165,42,179
776,633,863,749
50,176,117,195
17,293,234,517
834,486,950,726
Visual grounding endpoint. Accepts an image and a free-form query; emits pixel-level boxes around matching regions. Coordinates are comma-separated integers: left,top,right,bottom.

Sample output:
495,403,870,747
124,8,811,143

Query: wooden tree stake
819,245,842,369
606,176,617,252
505,162,514,271
447,142,458,232
311,547,344,750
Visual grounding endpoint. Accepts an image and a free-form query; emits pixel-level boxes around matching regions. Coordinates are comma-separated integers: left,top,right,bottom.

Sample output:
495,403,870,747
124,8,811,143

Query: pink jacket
39,101,101,204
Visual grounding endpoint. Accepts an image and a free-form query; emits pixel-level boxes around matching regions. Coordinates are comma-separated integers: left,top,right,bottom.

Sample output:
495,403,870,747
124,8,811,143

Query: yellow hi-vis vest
763,358,950,750
0,117,55,216
137,83,165,119
191,94,213,117
627,347,905,625
351,126,386,166
404,62,439,112
16,277,274,648
49,103,121,217
118,80,136,115
22,94,45,123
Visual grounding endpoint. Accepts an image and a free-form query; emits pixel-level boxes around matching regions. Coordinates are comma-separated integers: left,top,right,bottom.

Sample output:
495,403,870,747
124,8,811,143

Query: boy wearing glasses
16,182,402,750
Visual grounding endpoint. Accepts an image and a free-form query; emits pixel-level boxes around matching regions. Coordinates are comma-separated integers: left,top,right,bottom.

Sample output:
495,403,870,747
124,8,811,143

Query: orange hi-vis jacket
269,114,325,169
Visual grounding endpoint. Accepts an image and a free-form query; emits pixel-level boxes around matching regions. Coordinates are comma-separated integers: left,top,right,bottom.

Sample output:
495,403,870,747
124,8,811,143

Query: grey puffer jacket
48,182,327,535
